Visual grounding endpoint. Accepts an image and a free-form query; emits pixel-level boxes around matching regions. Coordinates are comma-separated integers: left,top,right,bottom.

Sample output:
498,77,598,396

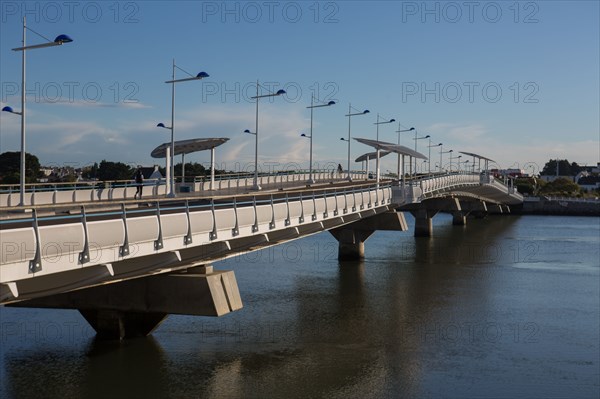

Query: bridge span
0,171,522,339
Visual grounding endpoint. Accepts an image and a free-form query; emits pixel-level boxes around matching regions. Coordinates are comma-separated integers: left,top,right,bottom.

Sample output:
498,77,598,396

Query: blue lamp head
276,89,286,96
197,72,209,79
410,127,415,130
363,110,370,114
327,101,336,106
2,106,15,113
300,133,307,137
389,119,396,123
425,135,430,138
54,34,73,43
243,129,251,133
157,123,166,128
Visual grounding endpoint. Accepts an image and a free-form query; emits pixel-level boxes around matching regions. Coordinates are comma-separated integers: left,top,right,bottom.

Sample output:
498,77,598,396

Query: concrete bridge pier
452,211,468,226
330,229,374,260
404,198,461,237
79,309,167,339
410,209,439,237
330,210,408,260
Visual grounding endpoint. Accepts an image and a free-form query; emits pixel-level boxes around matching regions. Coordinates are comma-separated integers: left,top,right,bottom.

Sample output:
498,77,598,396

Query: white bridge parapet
391,172,523,205
0,182,392,304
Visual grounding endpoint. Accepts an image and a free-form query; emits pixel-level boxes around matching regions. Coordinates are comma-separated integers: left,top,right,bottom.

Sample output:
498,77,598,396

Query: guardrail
0,170,365,208
0,182,392,300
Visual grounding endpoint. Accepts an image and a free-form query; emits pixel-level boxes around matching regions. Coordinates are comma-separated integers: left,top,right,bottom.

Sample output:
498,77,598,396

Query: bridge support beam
488,203,504,214
9,267,242,340
330,210,408,260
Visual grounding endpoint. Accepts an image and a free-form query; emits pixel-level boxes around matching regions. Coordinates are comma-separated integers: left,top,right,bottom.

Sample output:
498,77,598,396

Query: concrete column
79,309,167,340
452,211,467,226
410,208,439,237
330,228,374,261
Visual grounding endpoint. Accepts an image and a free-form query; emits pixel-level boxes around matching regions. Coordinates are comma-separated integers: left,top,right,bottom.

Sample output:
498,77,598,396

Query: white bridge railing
0,183,392,302
0,171,365,208
392,172,522,204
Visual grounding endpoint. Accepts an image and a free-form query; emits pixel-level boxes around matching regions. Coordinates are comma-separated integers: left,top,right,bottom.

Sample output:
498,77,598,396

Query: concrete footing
79,309,167,340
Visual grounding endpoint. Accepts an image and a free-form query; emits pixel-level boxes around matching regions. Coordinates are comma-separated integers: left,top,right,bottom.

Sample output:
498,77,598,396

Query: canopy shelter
151,138,229,190
355,150,391,179
354,137,427,183
458,151,494,174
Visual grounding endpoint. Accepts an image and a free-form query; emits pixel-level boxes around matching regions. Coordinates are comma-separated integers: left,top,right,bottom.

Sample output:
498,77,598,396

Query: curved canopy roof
353,137,428,160
355,150,391,163
459,151,494,162
151,138,229,158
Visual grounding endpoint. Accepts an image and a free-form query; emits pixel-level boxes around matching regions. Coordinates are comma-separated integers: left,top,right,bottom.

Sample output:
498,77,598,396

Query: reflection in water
1,215,598,398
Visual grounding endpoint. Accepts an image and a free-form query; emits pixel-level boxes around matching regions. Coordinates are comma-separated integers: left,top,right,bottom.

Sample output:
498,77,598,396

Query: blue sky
1,1,598,174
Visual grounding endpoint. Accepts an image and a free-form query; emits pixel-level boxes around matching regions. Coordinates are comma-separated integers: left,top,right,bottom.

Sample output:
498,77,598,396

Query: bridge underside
6,207,408,339
400,197,511,237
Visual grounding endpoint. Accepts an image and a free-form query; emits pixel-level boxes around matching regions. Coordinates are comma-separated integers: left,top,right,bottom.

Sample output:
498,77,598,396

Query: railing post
210,199,218,240
78,205,90,264
311,192,317,221
269,194,276,229
284,193,291,226
232,197,240,236
323,191,328,218
299,192,305,223
252,196,259,233
119,203,130,257
184,199,193,245
29,209,42,273
154,201,164,250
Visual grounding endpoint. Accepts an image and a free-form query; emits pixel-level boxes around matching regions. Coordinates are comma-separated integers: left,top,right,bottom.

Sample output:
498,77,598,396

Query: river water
1,214,598,398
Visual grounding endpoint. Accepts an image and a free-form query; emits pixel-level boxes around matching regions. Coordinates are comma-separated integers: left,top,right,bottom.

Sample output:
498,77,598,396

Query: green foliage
96,160,133,181
174,162,207,177
0,151,41,184
541,159,582,176
539,177,582,196
515,177,536,195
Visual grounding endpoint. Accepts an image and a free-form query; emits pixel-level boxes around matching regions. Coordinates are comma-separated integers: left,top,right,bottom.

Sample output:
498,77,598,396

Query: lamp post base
251,184,262,191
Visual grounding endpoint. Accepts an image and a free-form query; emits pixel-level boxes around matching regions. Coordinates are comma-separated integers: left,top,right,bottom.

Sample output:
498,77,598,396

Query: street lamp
343,105,370,181
158,59,209,197
2,16,72,206
413,134,430,175
394,125,415,180
449,154,462,172
427,141,442,174
248,81,286,190
374,114,395,184
306,96,335,184
440,148,453,173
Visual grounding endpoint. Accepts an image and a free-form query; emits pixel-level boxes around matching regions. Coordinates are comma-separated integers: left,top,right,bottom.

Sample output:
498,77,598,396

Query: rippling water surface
1,214,598,398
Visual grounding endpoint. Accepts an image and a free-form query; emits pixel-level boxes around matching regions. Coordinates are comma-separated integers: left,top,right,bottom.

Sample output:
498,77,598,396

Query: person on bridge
134,167,144,199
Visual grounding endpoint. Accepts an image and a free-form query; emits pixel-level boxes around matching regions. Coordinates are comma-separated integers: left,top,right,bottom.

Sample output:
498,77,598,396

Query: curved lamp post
440,148,453,173
374,114,395,185
247,81,286,191
413,134,430,176
427,141,442,174
394,125,415,180
343,105,370,181
305,96,335,184
2,16,72,206
158,60,209,197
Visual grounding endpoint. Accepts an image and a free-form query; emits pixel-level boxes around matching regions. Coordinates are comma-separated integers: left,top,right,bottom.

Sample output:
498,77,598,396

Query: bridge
0,155,522,339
